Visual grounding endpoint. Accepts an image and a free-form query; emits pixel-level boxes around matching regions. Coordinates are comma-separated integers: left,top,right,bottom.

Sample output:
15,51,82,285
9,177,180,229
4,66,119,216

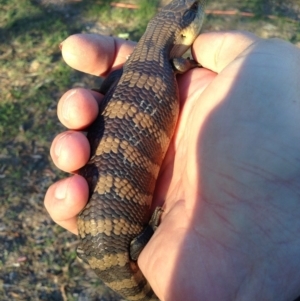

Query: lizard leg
92,68,123,95
130,207,163,261
172,57,201,74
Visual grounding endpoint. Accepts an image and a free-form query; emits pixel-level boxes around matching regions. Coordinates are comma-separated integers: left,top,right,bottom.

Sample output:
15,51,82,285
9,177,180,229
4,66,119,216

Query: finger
50,131,90,173
193,31,260,73
58,88,101,129
177,67,216,105
44,175,88,235
60,34,135,76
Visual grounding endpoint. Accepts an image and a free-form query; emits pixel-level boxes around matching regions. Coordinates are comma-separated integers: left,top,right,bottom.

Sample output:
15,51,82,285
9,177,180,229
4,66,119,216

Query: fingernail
62,89,77,121
54,132,68,157
54,179,69,200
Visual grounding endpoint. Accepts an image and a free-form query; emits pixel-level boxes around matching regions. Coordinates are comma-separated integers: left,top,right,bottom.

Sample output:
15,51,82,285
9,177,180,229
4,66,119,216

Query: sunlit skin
45,31,300,301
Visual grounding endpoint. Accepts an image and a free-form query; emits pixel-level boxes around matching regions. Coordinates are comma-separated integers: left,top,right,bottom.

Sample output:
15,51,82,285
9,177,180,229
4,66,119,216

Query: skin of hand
44,31,300,301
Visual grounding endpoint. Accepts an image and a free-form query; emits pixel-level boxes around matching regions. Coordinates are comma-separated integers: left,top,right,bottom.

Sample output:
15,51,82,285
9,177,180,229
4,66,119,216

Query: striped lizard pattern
77,1,206,300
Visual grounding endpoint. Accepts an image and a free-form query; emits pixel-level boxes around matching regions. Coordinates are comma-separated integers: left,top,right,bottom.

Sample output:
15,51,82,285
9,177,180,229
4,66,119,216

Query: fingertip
61,34,111,75
58,88,100,129
61,34,134,76
50,131,90,172
44,175,89,234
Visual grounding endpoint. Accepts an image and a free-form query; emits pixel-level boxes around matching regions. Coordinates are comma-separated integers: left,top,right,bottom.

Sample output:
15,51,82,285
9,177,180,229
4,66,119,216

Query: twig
111,2,138,9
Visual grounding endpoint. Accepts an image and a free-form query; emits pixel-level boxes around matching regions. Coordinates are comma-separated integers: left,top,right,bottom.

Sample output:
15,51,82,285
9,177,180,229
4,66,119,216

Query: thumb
193,31,259,73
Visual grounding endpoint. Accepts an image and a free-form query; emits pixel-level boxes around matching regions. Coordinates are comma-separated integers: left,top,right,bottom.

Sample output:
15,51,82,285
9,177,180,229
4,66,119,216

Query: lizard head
165,0,207,58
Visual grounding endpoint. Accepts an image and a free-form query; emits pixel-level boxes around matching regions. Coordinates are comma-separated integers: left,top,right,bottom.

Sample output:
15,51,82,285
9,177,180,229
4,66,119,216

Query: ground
0,0,300,300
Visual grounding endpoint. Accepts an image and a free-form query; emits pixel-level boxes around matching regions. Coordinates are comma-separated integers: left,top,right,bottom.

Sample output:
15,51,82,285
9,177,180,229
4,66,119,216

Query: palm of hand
140,43,300,300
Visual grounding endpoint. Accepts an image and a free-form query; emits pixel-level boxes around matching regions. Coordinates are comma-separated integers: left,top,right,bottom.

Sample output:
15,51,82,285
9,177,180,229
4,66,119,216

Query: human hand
45,32,300,301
